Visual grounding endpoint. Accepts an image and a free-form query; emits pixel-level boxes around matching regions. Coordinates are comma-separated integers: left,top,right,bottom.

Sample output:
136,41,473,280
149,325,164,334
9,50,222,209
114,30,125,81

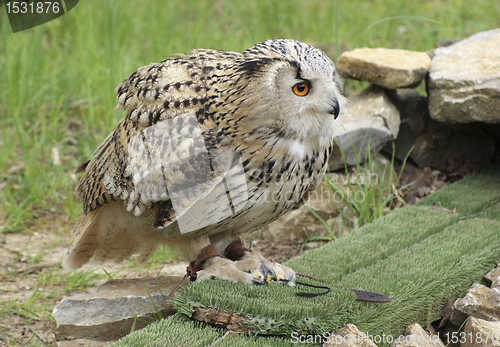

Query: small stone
392,323,445,347
485,266,500,289
323,323,377,347
336,48,431,89
428,29,500,123
329,85,400,171
52,276,185,342
436,39,458,48
461,317,500,347
450,283,500,327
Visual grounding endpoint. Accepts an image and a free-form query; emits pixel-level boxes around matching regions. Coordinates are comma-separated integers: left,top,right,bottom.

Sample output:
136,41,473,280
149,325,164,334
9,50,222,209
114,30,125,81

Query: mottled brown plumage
63,39,345,285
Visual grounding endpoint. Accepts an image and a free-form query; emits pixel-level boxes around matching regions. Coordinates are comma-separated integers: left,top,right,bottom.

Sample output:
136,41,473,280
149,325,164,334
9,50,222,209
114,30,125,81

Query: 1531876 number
5,2,60,14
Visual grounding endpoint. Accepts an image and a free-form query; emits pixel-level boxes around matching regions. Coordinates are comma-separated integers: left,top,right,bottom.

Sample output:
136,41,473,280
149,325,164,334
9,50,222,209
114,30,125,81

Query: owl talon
252,277,265,285
284,272,296,286
266,265,277,282
259,264,268,281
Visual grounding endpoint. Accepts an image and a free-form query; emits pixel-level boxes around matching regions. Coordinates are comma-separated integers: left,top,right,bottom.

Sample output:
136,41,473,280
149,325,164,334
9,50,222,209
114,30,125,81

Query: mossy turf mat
113,166,500,346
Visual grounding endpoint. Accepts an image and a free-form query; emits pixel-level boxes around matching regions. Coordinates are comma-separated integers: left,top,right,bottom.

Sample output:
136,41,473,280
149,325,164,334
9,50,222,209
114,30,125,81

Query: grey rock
337,48,431,89
461,317,500,347
330,85,401,171
428,29,500,123
323,323,377,347
409,121,495,171
52,276,184,342
485,266,500,289
382,89,430,161
392,323,445,347
450,283,500,327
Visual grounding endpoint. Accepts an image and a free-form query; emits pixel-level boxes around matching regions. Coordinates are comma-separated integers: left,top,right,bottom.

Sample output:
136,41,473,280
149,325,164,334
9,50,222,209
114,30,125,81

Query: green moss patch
417,165,500,216
111,313,297,347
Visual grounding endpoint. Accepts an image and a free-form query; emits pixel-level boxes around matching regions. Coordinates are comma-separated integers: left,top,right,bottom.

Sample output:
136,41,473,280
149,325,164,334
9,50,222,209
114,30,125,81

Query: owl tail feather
62,201,159,271
62,208,102,271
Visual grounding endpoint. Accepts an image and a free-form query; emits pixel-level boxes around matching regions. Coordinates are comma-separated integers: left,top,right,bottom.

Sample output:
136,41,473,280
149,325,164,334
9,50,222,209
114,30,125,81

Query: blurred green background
1,0,499,232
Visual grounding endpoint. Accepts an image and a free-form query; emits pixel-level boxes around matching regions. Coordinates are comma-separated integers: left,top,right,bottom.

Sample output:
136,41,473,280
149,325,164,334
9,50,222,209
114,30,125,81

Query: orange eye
292,82,310,96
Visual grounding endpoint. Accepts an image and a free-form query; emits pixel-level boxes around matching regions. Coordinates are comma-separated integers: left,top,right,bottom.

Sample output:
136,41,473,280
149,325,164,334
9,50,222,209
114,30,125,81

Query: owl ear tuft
236,58,273,74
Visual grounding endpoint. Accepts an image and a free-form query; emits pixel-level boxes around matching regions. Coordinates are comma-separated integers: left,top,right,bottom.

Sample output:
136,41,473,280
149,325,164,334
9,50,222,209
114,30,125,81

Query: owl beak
328,100,340,119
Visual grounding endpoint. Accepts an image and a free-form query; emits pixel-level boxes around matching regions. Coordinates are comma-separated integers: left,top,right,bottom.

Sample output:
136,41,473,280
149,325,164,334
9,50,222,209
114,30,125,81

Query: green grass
303,141,414,247
329,142,412,228
1,0,500,232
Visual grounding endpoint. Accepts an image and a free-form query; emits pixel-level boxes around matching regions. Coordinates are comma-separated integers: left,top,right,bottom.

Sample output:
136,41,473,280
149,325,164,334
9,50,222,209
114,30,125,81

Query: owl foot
240,252,296,285
191,242,295,285
224,240,296,285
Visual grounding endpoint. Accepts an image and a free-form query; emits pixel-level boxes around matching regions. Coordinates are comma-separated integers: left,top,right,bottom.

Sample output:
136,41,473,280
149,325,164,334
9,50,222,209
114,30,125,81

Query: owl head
218,39,346,143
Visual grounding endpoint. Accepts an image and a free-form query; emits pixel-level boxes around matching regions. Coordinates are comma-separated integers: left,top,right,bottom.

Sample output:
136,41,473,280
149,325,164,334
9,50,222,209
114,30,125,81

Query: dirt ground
0,221,66,346
0,213,190,346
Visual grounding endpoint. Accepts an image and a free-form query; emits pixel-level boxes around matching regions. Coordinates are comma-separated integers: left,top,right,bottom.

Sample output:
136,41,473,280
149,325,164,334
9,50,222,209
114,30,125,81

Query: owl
63,39,346,285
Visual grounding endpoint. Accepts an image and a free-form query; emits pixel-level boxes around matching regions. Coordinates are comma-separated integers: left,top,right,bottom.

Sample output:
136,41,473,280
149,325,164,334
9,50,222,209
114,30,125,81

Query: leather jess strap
163,244,221,314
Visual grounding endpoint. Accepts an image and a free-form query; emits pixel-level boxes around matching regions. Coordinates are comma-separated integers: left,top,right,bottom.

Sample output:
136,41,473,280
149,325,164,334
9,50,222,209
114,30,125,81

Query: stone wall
331,28,500,172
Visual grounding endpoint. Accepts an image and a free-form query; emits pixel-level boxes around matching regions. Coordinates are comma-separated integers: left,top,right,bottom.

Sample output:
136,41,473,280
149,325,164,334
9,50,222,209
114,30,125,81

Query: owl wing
76,53,248,234
64,52,254,270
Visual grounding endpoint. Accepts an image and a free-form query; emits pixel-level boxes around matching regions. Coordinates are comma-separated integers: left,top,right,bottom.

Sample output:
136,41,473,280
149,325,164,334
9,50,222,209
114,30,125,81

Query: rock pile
444,266,500,347
321,28,500,347
331,28,500,172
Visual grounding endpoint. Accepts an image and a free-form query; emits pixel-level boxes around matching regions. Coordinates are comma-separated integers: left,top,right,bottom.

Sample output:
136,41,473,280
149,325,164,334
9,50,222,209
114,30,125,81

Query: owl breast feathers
63,39,346,275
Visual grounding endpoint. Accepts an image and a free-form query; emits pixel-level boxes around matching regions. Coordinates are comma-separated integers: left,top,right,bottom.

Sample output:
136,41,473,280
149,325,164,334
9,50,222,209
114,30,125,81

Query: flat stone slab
336,48,431,89
428,29,500,123
52,276,184,343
